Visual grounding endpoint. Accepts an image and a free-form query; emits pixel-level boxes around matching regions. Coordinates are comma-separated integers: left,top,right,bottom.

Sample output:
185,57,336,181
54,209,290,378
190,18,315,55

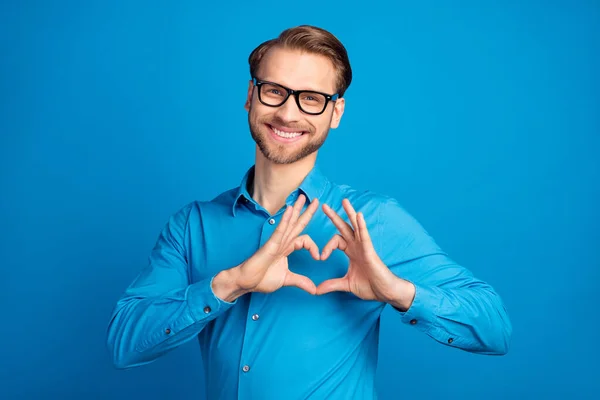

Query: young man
107,25,512,399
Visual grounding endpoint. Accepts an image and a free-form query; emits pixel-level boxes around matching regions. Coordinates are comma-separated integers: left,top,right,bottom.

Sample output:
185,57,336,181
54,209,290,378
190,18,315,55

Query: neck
251,146,317,215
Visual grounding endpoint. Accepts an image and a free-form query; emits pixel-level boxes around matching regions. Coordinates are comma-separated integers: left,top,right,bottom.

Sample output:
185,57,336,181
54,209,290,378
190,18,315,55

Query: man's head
244,25,352,165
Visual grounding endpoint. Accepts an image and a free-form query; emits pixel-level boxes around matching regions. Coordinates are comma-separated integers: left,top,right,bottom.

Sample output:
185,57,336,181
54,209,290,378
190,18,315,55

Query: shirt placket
236,210,283,398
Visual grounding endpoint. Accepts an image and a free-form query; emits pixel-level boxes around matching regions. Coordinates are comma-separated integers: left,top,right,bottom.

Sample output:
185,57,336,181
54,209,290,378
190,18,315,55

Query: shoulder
167,186,240,225
326,179,436,250
325,179,411,222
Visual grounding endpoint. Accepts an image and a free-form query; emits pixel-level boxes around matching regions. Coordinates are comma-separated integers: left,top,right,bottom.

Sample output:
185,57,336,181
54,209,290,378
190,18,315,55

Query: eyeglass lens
259,82,327,114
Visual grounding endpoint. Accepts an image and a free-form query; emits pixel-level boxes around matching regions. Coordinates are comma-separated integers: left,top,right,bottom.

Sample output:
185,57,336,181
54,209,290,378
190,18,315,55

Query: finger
284,271,317,295
342,199,360,241
290,193,307,223
293,234,321,261
288,197,320,240
320,234,347,261
316,277,349,295
356,212,373,246
281,194,307,244
322,203,354,241
269,205,293,246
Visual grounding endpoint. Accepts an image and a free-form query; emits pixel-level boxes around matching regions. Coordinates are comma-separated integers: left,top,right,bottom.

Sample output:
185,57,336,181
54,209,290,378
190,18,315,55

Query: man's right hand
212,194,320,302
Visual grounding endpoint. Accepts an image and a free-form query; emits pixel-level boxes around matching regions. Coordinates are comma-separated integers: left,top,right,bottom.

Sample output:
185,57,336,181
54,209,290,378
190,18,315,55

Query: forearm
393,282,512,355
107,275,237,369
376,199,512,355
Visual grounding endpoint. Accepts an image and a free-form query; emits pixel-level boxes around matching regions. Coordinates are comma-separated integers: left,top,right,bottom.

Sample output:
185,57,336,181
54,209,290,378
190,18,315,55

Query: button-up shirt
107,164,512,399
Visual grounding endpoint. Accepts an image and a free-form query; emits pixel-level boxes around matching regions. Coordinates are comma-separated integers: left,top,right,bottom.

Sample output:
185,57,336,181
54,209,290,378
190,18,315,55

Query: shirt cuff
185,275,238,321
393,283,440,334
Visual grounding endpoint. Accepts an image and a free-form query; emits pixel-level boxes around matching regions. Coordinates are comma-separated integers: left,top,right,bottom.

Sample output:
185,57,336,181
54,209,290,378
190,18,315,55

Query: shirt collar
232,163,329,217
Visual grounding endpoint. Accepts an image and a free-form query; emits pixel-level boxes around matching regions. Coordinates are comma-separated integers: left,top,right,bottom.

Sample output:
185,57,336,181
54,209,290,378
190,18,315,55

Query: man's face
244,47,345,165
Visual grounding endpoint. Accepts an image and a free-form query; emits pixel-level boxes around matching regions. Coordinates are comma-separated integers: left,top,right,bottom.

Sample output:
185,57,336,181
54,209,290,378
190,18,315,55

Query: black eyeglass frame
251,76,340,116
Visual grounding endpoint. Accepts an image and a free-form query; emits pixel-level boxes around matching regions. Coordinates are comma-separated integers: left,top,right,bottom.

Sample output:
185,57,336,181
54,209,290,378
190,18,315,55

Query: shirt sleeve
106,203,237,369
377,198,512,355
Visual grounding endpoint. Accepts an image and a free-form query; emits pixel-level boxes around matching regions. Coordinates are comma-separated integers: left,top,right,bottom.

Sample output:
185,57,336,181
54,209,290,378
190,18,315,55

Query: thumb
316,277,349,295
283,271,317,295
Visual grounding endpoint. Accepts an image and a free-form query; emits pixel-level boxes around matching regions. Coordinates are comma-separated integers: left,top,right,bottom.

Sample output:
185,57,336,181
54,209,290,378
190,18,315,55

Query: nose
274,94,302,123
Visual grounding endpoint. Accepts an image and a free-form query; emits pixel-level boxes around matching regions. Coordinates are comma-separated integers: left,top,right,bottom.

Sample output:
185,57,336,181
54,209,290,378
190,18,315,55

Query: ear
329,97,345,129
244,80,254,112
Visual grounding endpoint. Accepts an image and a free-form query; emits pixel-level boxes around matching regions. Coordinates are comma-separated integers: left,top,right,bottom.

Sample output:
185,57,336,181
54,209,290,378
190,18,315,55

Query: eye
300,93,324,104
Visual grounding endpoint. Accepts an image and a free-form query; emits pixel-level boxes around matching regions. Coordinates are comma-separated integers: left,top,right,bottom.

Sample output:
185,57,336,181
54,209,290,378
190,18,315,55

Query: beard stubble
248,113,330,165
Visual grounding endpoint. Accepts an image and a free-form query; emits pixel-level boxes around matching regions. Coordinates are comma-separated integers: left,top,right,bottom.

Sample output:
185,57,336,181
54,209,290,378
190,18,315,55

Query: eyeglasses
252,77,339,116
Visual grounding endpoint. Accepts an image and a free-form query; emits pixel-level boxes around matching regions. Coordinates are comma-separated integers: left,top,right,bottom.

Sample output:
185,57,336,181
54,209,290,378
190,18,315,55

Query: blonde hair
248,25,352,97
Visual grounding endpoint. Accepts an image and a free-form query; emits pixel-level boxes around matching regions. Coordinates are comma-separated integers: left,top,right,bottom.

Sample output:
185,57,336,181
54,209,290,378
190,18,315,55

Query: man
107,25,512,399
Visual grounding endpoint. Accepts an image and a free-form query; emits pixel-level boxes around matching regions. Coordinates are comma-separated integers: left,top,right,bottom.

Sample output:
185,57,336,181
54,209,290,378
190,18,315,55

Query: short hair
248,25,352,97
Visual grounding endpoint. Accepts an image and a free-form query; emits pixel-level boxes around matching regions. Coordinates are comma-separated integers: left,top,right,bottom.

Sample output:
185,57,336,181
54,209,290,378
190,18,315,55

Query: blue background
1,1,598,399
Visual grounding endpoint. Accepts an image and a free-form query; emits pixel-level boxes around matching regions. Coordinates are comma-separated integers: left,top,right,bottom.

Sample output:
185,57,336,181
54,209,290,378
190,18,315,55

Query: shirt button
268,218,275,225
409,319,417,325
242,365,250,372
204,306,211,314
448,338,454,344
165,328,171,334
252,314,259,321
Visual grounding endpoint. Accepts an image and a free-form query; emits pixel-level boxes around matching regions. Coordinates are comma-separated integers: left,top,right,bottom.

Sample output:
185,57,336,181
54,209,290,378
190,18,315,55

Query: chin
261,147,307,165
249,120,326,165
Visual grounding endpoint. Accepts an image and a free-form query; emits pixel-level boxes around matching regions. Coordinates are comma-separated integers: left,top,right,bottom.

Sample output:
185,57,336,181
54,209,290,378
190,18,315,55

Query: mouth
266,124,308,143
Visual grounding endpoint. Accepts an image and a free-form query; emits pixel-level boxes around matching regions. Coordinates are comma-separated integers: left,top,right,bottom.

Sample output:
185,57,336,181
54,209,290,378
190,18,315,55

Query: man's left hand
316,199,416,311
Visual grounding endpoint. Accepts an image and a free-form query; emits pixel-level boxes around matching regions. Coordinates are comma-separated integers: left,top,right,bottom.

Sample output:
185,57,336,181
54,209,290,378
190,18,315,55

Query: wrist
212,266,249,303
385,277,416,312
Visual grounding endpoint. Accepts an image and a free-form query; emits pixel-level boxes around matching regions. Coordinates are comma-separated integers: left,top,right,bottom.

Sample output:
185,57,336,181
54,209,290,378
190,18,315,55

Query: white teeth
272,127,303,138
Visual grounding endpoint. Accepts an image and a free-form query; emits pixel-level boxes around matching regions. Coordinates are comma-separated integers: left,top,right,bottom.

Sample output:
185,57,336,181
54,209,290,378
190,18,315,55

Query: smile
267,124,307,143
272,125,303,138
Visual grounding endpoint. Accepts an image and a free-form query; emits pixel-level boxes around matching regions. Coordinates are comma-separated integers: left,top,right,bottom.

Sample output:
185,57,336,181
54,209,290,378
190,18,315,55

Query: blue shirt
107,163,512,399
